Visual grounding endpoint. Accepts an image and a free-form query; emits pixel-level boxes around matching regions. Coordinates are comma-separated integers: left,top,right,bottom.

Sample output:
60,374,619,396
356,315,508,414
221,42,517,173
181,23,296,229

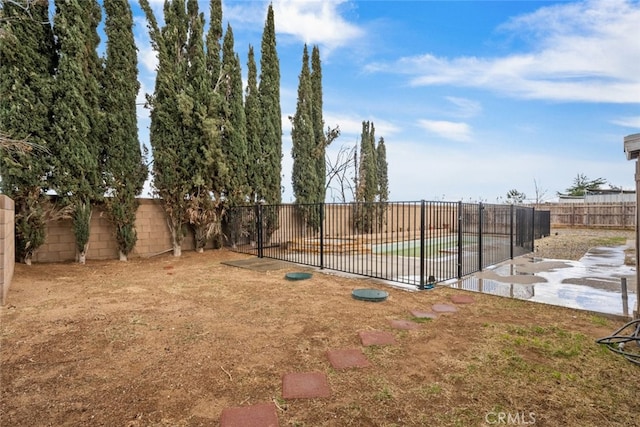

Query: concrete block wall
1,195,15,305
33,198,198,263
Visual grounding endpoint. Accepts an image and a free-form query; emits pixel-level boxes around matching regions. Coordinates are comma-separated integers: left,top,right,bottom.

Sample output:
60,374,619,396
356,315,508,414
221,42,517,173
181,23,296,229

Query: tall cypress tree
258,3,282,206
245,45,262,203
102,0,147,261
356,121,378,204
257,4,282,241
142,0,228,254
0,0,56,264
355,121,378,233
216,25,247,247
205,0,222,79
51,0,104,264
310,45,327,203
376,137,389,202
220,24,247,206
376,137,389,231
291,44,315,203
185,0,227,252
290,44,319,230
185,0,210,251
203,0,227,208
140,0,191,256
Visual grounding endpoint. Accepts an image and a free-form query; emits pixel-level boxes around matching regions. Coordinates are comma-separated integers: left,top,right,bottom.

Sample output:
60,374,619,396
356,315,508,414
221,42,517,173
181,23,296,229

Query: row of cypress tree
290,44,337,232
0,0,284,263
1,0,146,264
139,0,282,255
355,121,389,233
2,0,389,263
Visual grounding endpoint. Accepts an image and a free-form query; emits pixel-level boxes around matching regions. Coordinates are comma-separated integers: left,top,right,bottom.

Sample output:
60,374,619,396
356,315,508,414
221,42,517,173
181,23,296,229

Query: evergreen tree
50,0,104,264
205,0,222,79
376,137,389,231
291,44,316,202
290,44,320,230
245,45,262,203
356,121,378,203
0,0,56,264
220,24,247,206
216,25,247,247
257,4,282,241
140,0,192,256
505,189,526,204
184,0,222,252
376,137,389,203
561,174,607,197
355,121,378,233
102,0,147,261
142,0,228,254
310,45,327,203
258,3,282,206
203,0,227,209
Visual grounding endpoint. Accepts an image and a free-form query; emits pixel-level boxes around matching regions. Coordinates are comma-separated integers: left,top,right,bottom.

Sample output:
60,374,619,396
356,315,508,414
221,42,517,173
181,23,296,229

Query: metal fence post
419,200,426,289
510,204,514,259
256,203,263,258
478,202,483,271
531,206,536,252
457,201,463,279
319,203,324,270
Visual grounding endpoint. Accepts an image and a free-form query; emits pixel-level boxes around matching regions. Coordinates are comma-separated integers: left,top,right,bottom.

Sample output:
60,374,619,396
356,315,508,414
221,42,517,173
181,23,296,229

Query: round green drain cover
352,288,388,302
285,272,313,281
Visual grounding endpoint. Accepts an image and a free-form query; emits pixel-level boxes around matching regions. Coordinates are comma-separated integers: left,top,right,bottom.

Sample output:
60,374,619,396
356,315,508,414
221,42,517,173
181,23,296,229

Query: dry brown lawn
1,229,639,426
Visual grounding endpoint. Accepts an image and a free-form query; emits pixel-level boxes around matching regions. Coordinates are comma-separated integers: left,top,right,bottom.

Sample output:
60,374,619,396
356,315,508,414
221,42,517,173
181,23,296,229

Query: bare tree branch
326,143,356,202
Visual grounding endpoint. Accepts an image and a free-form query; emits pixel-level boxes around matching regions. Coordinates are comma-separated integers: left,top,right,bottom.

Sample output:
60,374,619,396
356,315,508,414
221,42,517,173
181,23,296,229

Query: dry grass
1,229,638,426
535,227,635,262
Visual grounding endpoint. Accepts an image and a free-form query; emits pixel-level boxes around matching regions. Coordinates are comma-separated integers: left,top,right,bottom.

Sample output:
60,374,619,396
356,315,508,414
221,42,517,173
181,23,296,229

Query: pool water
372,235,477,258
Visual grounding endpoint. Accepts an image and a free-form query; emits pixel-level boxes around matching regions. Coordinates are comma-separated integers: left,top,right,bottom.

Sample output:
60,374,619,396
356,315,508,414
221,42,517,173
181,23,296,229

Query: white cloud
272,0,363,50
137,40,158,74
417,119,472,142
222,0,266,28
444,96,482,118
366,0,640,104
611,116,640,129
223,0,363,53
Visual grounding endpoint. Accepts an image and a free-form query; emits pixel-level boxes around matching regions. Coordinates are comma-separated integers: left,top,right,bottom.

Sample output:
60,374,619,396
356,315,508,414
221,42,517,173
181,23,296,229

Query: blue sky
130,0,640,203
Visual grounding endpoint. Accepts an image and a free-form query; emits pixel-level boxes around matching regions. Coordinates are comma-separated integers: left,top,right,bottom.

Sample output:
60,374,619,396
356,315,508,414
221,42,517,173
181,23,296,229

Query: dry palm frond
42,199,74,222
0,132,49,154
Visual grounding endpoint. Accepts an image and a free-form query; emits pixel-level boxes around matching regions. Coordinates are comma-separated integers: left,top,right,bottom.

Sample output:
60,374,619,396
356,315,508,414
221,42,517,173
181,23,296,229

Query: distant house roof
557,189,635,203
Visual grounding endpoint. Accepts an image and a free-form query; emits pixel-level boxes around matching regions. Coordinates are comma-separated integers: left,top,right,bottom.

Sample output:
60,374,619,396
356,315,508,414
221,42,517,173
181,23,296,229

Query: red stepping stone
220,402,279,427
358,330,396,346
451,294,475,304
432,303,458,313
410,309,438,319
327,348,371,370
389,319,421,330
282,372,331,399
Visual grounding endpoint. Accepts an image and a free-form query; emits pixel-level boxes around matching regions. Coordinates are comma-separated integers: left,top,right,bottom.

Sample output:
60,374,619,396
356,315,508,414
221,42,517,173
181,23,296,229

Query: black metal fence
224,201,549,288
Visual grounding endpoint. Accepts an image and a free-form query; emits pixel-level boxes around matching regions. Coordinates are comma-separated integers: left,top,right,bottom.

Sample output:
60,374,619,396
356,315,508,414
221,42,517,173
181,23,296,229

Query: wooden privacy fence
540,203,635,229
1,195,15,305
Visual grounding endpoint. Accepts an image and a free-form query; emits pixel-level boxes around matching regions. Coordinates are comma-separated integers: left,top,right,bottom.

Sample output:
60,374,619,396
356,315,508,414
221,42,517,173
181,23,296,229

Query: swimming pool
372,235,477,258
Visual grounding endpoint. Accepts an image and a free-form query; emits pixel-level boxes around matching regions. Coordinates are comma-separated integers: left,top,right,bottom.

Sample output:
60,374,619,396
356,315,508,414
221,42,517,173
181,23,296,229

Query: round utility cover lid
285,272,313,281
352,289,388,302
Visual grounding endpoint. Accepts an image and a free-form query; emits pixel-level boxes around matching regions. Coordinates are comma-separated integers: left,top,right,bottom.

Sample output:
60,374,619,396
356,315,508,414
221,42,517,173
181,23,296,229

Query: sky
129,0,640,203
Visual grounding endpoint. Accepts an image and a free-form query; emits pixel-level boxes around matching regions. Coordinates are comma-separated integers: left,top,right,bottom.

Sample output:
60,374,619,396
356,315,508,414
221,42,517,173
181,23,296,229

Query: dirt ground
1,228,639,426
